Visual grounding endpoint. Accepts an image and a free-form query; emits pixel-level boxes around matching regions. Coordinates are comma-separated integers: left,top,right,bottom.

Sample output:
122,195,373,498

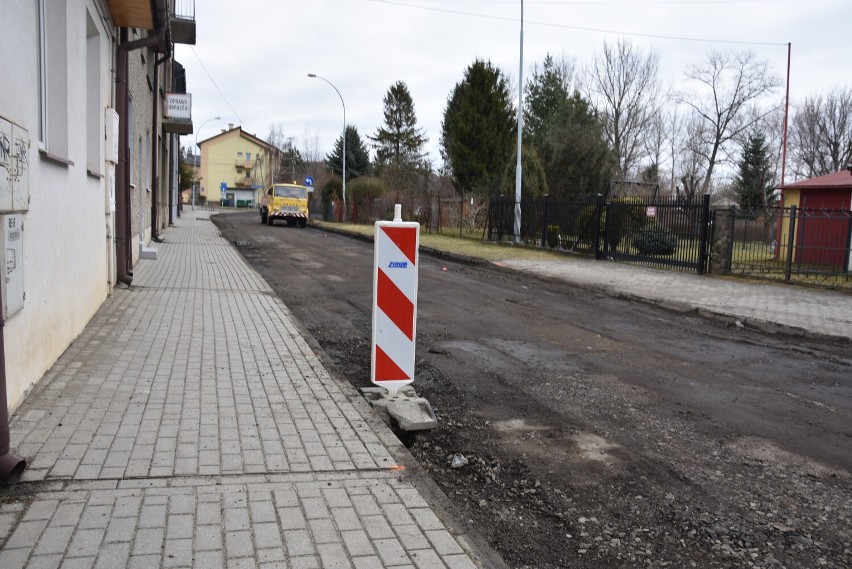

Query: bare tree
265,123,291,185
585,38,662,178
789,86,852,179
679,50,782,194
677,113,709,201
641,105,671,193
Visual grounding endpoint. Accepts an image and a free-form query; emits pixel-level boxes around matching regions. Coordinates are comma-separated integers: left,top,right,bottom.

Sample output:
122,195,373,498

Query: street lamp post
194,116,220,210
308,74,346,219
514,0,524,244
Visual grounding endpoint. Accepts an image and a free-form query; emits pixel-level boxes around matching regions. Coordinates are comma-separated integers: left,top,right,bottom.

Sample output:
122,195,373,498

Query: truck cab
260,183,309,227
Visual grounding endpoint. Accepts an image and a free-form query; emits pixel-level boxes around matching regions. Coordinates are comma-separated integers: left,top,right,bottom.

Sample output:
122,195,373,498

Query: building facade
0,0,195,414
198,126,272,206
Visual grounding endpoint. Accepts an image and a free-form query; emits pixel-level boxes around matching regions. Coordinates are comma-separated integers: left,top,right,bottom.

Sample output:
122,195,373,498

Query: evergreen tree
369,81,428,170
441,59,516,196
326,126,372,181
734,132,775,210
539,92,615,197
524,54,572,146
501,143,549,197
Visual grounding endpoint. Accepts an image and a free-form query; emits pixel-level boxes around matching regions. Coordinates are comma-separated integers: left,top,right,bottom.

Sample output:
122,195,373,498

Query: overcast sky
175,0,852,168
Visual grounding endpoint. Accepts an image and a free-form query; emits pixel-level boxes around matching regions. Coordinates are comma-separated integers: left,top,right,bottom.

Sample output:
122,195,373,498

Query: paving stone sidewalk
0,212,494,569
499,258,852,341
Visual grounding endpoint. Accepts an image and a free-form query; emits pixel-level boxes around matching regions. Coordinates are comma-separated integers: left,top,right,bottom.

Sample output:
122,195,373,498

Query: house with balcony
0,0,196,417
197,125,273,207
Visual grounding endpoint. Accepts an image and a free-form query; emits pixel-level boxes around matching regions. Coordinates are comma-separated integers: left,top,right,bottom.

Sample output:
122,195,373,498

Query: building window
237,152,243,158
37,0,69,157
85,10,101,173
246,152,251,161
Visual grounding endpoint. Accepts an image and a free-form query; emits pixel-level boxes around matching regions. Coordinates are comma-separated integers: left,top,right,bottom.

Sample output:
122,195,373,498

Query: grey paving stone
0,547,31,568
59,556,96,569
131,527,163,556
288,556,320,569
22,500,60,522
6,519,49,549
66,528,106,557
374,538,410,566
27,553,63,569
224,530,253,558
128,554,161,569
308,518,339,545
276,507,306,531
283,529,315,557
316,542,352,569
33,525,74,556
163,538,193,567
253,523,282,550
195,525,223,552
194,549,226,569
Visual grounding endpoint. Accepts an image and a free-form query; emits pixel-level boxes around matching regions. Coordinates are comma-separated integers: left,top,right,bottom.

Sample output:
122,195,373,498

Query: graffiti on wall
0,116,30,211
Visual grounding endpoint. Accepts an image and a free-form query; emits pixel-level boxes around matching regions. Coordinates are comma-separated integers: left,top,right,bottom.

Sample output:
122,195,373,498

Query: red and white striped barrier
371,205,419,396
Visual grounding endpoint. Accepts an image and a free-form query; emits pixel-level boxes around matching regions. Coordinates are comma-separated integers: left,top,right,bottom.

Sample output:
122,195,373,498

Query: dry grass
312,221,575,263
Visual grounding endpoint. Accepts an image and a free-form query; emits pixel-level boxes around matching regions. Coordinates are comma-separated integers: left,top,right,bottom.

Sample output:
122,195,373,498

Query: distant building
197,126,273,207
782,170,852,270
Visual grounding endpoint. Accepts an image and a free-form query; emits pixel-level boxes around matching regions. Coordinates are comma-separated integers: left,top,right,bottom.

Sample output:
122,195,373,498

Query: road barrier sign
371,205,419,395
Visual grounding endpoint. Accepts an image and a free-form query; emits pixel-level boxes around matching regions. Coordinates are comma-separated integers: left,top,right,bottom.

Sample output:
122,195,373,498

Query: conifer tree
734,132,775,210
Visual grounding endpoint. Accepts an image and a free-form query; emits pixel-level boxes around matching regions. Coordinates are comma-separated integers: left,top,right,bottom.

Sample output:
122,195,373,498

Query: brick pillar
710,207,735,275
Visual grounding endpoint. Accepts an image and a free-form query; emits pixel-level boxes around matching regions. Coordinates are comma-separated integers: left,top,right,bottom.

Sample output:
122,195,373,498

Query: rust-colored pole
0,278,26,484
780,43,791,203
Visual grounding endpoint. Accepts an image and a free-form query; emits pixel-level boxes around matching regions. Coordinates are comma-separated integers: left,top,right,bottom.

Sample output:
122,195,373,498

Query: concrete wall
127,35,155,264
0,0,115,410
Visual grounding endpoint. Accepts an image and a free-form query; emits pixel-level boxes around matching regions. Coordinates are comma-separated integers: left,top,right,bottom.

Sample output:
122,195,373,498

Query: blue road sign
304,176,314,187
220,182,227,191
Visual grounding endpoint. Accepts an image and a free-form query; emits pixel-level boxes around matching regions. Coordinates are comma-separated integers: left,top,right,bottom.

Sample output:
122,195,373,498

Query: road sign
304,176,314,187
220,182,227,192
371,206,420,396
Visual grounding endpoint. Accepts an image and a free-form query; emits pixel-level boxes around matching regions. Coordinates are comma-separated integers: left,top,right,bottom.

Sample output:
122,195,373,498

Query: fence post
542,195,549,247
697,193,711,274
594,194,603,259
785,205,797,281
498,196,504,241
487,197,493,241
709,207,734,274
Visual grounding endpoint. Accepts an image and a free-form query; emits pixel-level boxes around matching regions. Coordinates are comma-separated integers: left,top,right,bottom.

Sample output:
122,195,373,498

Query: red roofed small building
781,170,852,270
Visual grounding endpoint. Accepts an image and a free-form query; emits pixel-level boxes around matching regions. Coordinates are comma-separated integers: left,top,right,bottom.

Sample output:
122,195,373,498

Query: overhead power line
189,46,244,124
367,0,789,46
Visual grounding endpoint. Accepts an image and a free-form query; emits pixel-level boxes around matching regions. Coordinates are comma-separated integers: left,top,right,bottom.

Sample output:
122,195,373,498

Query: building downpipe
0,279,26,484
116,0,169,281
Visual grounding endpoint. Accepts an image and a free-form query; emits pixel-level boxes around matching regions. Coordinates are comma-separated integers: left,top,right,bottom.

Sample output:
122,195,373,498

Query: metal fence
487,194,712,273
724,206,852,288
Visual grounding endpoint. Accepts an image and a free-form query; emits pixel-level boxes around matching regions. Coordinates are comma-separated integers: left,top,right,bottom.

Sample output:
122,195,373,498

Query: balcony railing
234,176,257,188
171,0,196,45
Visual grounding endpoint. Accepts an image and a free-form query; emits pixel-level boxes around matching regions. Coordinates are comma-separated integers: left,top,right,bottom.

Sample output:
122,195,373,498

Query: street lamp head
307,73,316,78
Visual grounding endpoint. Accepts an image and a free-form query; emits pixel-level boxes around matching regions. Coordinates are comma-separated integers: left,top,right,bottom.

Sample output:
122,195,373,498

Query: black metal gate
487,194,712,274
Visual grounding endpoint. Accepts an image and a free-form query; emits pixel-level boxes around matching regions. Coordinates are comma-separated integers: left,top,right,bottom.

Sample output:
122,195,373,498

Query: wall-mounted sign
165,93,192,119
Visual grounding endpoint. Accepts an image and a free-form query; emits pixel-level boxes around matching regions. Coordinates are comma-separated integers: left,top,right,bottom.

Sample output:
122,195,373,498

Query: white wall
0,0,114,410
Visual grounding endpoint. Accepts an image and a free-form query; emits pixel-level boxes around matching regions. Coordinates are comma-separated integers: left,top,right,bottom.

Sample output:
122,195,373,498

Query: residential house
197,126,273,207
0,0,196,423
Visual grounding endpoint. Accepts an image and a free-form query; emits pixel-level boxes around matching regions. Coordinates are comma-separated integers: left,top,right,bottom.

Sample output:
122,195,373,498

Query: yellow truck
260,183,310,227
